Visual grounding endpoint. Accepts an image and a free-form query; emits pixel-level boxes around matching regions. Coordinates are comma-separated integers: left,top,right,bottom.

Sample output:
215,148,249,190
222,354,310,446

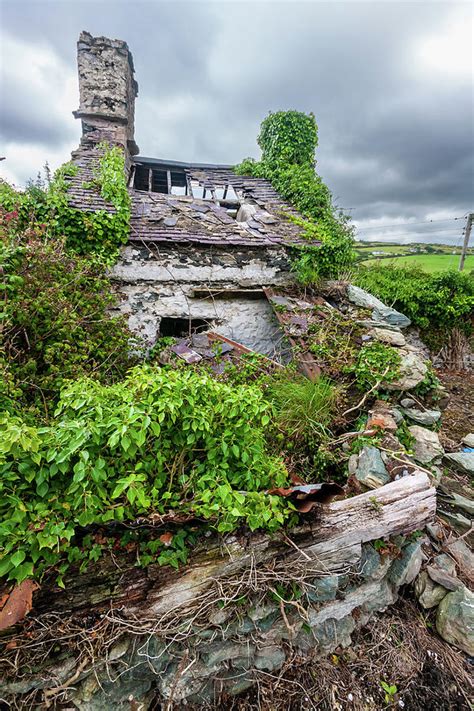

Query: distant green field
360,253,474,273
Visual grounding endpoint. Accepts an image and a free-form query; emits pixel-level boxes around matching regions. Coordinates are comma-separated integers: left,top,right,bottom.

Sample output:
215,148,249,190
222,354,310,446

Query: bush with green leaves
0,143,130,259
0,215,136,416
257,110,319,166
0,366,291,583
235,111,355,280
354,264,474,337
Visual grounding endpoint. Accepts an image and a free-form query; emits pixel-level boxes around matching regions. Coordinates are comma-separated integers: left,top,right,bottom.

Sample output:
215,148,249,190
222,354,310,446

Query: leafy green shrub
354,264,474,336
257,110,319,166
266,372,339,444
0,143,131,260
235,111,355,281
0,366,290,583
349,342,401,391
0,222,136,415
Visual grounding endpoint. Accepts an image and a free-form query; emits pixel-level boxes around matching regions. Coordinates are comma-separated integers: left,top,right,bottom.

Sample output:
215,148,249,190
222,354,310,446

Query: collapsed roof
67,32,320,250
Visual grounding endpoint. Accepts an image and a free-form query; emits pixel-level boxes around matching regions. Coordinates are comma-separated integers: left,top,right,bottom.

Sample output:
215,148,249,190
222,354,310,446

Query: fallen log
0,472,437,708
29,472,435,620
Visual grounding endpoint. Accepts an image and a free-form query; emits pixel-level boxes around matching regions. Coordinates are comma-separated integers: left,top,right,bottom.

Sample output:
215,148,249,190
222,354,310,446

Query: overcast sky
1,0,472,243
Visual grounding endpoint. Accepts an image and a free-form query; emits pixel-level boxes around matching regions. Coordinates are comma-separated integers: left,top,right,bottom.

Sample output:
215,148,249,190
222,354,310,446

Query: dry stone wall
3,539,425,709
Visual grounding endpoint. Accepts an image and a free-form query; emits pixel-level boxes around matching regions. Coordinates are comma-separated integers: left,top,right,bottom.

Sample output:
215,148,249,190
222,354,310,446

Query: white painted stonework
111,243,293,357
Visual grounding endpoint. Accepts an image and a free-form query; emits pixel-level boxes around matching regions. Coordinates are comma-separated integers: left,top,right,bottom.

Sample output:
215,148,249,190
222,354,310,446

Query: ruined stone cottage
67,32,319,357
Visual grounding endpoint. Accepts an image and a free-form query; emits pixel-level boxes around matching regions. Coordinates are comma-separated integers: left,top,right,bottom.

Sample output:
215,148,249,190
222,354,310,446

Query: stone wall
3,538,425,709
0,472,437,708
111,242,293,356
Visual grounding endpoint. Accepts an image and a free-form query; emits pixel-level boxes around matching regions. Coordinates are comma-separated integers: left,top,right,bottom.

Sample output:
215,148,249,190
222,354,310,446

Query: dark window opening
159,317,213,338
133,165,188,195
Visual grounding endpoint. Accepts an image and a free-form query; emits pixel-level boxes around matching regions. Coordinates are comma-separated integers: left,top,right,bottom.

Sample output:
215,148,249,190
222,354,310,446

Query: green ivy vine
0,143,131,262
235,110,355,281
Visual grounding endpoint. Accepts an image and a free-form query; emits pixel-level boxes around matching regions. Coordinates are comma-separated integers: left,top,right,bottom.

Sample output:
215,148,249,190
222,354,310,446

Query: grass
267,373,339,443
359,253,474,273
356,244,420,255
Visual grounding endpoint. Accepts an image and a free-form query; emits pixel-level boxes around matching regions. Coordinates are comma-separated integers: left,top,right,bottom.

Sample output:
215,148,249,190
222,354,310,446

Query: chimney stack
73,31,139,158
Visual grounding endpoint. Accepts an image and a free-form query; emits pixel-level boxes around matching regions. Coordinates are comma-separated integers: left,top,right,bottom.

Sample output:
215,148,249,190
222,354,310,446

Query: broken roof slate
65,147,321,249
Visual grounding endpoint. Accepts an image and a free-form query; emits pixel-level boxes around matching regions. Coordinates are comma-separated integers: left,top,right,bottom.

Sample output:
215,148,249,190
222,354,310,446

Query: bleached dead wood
30,472,435,620
140,472,435,617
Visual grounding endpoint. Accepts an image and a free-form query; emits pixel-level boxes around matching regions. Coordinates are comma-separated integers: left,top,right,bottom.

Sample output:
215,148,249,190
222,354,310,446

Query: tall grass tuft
267,373,339,444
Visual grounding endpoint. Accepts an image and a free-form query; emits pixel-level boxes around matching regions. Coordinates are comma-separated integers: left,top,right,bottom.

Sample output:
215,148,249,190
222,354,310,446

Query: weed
349,342,401,391
266,373,339,445
369,496,383,513
380,680,398,704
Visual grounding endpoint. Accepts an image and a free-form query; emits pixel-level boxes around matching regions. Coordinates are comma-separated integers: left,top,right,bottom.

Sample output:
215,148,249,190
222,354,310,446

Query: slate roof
66,143,319,249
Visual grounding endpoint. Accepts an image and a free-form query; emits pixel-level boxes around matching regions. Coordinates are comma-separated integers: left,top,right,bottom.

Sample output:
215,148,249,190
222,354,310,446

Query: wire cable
355,216,466,231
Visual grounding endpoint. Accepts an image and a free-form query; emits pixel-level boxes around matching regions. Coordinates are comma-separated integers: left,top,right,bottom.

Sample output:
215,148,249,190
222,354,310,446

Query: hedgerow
0,366,290,584
235,110,355,280
354,264,474,336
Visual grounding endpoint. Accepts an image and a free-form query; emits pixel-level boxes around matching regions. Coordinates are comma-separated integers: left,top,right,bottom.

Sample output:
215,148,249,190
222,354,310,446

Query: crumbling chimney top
74,31,139,156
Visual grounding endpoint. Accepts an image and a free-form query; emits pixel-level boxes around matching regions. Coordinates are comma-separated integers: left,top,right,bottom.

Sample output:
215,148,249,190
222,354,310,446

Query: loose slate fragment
163,217,178,227
269,295,292,309
255,212,277,224
267,482,344,512
171,343,202,364
212,341,234,355
288,315,308,335
190,334,210,348
190,203,211,213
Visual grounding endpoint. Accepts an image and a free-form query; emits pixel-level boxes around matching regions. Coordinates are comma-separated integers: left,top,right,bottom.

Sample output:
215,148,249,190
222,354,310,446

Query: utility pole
459,213,473,271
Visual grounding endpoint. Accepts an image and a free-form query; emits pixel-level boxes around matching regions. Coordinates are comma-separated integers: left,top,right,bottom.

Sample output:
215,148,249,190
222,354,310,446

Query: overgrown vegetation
0,143,131,259
267,372,340,445
0,366,291,583
235,110,355,281
0,207,135,417
349,341,402,391
354,263,474,343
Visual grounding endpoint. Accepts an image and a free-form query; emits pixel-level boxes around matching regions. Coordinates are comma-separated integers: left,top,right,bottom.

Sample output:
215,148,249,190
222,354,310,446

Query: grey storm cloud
1,0,472,243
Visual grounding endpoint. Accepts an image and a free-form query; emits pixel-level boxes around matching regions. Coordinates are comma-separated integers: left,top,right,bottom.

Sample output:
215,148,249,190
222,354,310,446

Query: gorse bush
235,111,355,280
0,366,290,583
354,264,474,336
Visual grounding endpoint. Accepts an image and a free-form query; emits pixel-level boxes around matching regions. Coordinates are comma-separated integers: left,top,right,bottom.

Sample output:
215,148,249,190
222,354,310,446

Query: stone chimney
73,31,139,158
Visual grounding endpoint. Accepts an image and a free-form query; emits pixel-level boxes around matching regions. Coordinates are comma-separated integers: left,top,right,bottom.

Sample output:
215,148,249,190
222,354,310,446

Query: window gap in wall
159,317,214,338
